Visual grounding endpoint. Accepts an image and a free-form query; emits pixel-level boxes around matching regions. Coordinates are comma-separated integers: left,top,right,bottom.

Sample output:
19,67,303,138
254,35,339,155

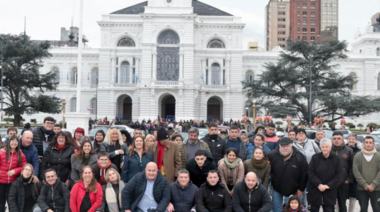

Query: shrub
30,119,37,124
346,122,355,129
275,121,284,126
357,123,364,129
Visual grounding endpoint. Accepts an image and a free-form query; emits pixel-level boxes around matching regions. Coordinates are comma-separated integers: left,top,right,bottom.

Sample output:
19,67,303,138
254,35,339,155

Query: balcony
202,85,227,90
155,81,179,86
113,83,137,87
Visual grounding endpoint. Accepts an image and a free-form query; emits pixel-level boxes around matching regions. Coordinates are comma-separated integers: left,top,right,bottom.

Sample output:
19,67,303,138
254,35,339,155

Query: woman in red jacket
0,135,27,212
70,166,103,212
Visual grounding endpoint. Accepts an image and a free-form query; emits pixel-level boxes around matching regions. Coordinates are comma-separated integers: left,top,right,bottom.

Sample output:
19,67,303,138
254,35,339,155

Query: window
311,36,315,41
311,3,315,9
302,28,307,34
278,38,286,41
278,25,286,28
302,36,308,41
377,48,380,56
278,18,286,22
311,28,315,34
278,31,286,35
51,66,59,84
207,39,225,48
278,12,286,15
245,70,254,83
90,98,97,114
117,38,135,47
311,20,315,26
120,61,131,83
311,12,315,18
349,72,357,91
157,30,180,81
71,67,78,85
302,20,307,26
302,12,307,17
211,63,221,85
70,97,77,112
91,68,98,86
302,3,307,9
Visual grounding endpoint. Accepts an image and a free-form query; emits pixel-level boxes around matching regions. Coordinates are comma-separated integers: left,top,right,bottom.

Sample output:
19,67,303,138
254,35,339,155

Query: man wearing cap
147,128,182,183
268,137,308,212
293,128,321,163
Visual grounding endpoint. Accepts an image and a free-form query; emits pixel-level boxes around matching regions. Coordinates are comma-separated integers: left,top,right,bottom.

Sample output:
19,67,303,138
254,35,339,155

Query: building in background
265,0,290,51
248,42,259,51
372,13,380,32
320,0,339,41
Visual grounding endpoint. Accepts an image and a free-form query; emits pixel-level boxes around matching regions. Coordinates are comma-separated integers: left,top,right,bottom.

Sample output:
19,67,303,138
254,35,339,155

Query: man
331,131,354,212
37,169,70,212
288,130,296,142
4,127,17,143
314,130,325,149
225,125,247,159
53,124,61,134
167,169,198,212
122,162,170,212
265,123,279,150
293,128,321,163
147,128,181,183
353,136,380,212
179,127,210,168
91,151,118,185
267,137,308,212
186,150,216,187
220,129,228,139
133,128,143,138
20,130,39,183
201,123,227,164
233,172,272,212
32,116,56,157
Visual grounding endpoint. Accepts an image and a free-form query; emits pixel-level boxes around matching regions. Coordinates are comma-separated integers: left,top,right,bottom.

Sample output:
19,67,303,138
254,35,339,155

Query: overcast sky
0,0,379,49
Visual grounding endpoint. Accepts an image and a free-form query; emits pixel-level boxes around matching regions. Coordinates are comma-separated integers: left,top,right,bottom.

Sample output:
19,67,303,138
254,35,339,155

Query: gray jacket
70,154,98,181
293,139,321,163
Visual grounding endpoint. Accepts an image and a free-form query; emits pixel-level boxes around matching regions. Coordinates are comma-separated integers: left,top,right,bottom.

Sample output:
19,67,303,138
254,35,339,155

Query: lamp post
309,35,320,127
62,97,66,129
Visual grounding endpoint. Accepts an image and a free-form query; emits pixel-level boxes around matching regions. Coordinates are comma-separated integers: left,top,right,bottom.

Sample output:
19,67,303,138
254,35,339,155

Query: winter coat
0,150,26,184
100,142,128,170
186,156,216,188
70,154,98,181
268,148,308,196
308,152,343,206
195,182,232,212
32,127,55,157
121,151,154,183
170,180,198,212
225,137,247,159
121,170,170,212
244,158,271,188
91,162,119,183
37,179,70,212
232,180,272,212
40,144,76,182
293,139,321,163
8,175,42,212
347,144,361,198
217,158,245,193
264,133,279,150
70,181,103,212
331,145,354,183
147,141,182,183
201,134,227,163
92,141,103,153
20,140,40,177
179,140,211,168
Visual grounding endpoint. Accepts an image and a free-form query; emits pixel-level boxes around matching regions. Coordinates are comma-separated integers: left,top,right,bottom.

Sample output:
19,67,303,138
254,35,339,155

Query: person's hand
7,170,15,176
324,185,330,190
33,175,39,183
318,184,326,192
368,185,375,192
365,185,370,191
120,162,124,168
296,190,303,197
118,149,125,155
345,180,349,184
47,209,54,212
125,210,132,212
166,203,175,212
65,179,70,186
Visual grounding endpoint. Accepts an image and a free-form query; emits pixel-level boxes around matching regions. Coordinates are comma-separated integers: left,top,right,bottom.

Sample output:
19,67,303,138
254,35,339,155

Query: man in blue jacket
122,162,170,212
20,130,39,182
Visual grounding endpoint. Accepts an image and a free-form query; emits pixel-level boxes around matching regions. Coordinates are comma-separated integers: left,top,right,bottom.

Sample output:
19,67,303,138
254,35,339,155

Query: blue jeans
136,208,169,212
272,189,304,212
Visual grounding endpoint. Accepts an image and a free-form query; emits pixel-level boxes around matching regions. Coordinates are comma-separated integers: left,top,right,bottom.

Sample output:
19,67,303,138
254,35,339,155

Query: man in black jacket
267,137,308,212
201,123,227,163
186,150,216,187
331,131,354,212
122,162,170,212
233,172,272,212
37,169,70,212
32,116,55,157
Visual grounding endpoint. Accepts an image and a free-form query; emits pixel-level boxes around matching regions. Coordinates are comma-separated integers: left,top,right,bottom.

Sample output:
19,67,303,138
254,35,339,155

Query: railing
113,83,136,87
155,81,179,86
203,85,227,89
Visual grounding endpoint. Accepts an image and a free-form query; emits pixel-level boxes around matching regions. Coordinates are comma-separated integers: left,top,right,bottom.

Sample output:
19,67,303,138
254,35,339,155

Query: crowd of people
0,116,379,212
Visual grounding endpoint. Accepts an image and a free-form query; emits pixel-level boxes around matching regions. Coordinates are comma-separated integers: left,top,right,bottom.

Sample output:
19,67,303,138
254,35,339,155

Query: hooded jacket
201,134,227,164
37,178,70,212
232,179,272,212
264,133,279,150
186,155,217,188
8,175,42,212
0,150,27,184
169,180,198,212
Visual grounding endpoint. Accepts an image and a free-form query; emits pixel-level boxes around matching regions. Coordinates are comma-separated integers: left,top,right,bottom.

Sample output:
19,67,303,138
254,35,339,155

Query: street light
309,35,320,127
252,100,257,128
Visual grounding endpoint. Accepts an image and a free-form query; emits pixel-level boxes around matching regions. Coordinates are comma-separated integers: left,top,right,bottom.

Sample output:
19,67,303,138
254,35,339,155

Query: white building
27,0,380,126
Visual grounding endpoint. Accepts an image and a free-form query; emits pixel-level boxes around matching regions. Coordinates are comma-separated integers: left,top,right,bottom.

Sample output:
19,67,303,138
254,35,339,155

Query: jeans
0,183,11,212
272,189,304,212
357,190,380,212
136,208,169,212
311,204,334,212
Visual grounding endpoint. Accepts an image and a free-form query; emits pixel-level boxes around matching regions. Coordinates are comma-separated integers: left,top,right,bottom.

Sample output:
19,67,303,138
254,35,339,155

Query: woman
74,127,85,146
71,140,98,182
70,166,103,212
308,138,342,212
121,135,153,183
98,168,124,212
120,130,132,149
100,128,127,171
247,134,271,159
145,134,156,147
240,130,254,160
92,130,105,153
0,135,27,212
40,131,76,186
244,147,271,188
217,148,244,195
8,163,42,212
171,134,183,145
254,126,265,135
346,134,360,212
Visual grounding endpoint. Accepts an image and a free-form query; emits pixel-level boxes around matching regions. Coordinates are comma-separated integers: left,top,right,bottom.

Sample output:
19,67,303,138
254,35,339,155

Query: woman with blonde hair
100,128,127,171
97,168,124,212
144,134,156,147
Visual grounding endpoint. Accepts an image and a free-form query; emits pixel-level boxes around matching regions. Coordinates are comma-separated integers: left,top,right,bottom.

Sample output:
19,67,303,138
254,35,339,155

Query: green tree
244,39,380,124
0,34,61,126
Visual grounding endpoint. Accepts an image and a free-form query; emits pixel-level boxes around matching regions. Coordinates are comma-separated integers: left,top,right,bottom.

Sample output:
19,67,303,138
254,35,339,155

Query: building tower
320,0,339,41
266,0,290,51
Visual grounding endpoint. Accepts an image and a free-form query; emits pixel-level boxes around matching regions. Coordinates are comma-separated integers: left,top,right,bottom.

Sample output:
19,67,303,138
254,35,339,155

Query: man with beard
179,127,210,168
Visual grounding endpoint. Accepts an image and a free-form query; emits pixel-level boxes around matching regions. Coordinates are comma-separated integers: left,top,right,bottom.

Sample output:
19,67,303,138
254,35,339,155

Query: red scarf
157,141,166,170
55,143,66,152
97,161,111,185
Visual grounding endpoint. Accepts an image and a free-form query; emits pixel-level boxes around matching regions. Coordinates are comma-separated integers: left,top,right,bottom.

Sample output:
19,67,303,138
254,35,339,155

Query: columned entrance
159,94,176,121
116,95,132,121
207,97,223,121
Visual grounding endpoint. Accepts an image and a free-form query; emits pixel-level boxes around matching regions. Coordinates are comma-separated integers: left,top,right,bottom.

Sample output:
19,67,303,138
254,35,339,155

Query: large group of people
0,116,379,212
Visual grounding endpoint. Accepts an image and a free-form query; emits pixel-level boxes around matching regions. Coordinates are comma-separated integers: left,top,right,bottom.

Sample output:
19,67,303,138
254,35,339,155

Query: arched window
70,97,77,112
377,48,380,56
157,30,180,81
51,66,60,84
211,63,221,85
349,72,357,91
120,61,130,83
90,98,97,115
245,70,254,83
71,67,78,85
207,39,225,48
91,68,98,86
117,38,135,47
157,30,180,44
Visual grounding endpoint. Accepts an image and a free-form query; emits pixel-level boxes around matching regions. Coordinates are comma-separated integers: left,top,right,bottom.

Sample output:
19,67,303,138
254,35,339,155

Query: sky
0,0,379,49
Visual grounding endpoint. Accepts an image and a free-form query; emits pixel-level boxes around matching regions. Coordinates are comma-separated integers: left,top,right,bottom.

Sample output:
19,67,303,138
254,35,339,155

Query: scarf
224,156,240,169
251,157,268,169
98,161,112,185
157,141,166,170
361,147,377,161
105,181,125,212
55,143,66,152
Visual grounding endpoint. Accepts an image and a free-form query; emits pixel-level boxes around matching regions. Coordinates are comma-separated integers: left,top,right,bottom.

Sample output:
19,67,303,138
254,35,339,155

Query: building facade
320,0,338,41
266,0,290,51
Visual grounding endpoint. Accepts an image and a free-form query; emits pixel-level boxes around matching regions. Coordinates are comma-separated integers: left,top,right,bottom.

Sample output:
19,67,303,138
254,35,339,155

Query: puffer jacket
70,181,103,212
218,158,245,193
170,180,198,212
20,140,40,176
0,150,26,184
201,134,227,163
37,178,70,212
8,175,42,212
32,127,55,157
195,182,232,212
232,179,272,212
186,156,216,188
121,150,154,183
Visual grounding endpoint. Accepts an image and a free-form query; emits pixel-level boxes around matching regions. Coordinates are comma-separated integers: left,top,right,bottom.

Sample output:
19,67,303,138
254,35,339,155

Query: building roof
111,0,232,16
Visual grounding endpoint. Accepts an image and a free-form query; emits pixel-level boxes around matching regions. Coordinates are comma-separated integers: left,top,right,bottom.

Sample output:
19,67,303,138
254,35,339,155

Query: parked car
198,128,209,140
88,127,109,141
370,129,380,135
357,134,380,152
305,129,334,140
181,132,188,141
335,129,353,138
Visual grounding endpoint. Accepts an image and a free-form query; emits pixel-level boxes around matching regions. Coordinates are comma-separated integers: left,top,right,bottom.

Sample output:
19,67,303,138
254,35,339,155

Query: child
282,196,306,212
